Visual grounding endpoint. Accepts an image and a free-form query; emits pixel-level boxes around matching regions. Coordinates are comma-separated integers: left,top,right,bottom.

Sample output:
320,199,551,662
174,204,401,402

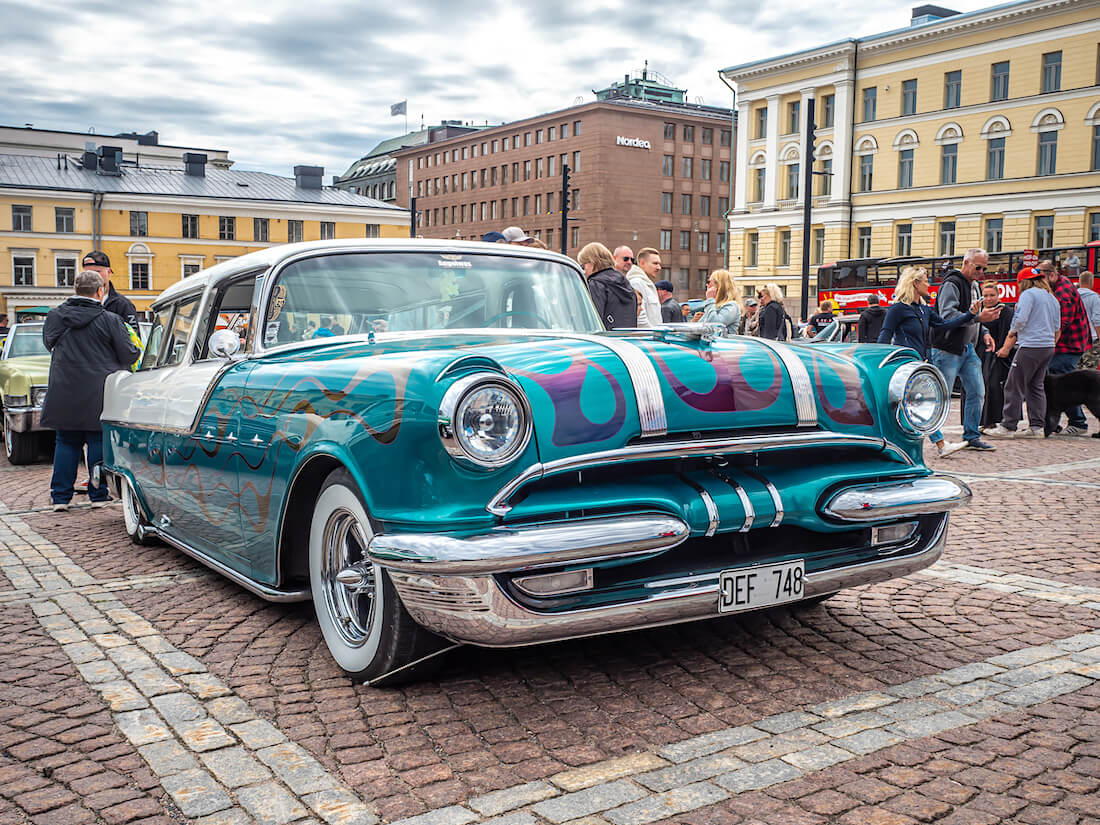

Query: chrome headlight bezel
888,362,949,437
31,386,47,408
438,373,532,471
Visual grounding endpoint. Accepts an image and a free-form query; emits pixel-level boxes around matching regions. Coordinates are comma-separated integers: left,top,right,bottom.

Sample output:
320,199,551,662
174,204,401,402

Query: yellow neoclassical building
0,149,408,316
721,0,1100,309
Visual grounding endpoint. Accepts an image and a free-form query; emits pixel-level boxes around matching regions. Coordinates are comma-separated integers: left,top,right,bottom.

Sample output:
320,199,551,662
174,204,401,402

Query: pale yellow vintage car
0,322,51,464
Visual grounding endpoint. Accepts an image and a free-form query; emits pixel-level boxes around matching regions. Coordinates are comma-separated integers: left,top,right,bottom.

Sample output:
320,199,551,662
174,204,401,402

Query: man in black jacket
858,294,887,343
42,270,140,510
81,250,137,326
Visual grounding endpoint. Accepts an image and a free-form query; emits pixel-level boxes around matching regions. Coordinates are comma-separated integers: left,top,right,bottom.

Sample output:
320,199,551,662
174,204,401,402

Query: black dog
1044,369,1100,437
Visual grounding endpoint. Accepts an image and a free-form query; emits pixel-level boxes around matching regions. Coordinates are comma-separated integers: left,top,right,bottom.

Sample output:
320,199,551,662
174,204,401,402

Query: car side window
195,274,259,360
159,298,200,367
139,308,172,370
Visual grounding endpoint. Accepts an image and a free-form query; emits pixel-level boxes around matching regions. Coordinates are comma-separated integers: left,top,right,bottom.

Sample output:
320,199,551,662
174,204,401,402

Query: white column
734,97,752,211
830,79,854,205
763,94,781,209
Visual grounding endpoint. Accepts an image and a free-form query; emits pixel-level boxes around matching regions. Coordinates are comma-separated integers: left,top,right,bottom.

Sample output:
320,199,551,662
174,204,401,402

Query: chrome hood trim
752,338,817,427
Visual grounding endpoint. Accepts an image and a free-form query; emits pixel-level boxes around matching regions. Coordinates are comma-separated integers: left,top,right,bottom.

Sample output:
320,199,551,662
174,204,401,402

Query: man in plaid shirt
1040,260,1092,435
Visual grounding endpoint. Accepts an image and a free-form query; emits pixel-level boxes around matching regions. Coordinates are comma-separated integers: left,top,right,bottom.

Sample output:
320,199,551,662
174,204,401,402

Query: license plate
718,560,805,613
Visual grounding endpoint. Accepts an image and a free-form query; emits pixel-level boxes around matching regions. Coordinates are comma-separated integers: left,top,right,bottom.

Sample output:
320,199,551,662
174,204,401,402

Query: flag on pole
390,100,407,116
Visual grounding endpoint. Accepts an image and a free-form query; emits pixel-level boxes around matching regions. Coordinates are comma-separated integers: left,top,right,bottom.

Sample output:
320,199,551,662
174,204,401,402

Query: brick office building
392,76,734,297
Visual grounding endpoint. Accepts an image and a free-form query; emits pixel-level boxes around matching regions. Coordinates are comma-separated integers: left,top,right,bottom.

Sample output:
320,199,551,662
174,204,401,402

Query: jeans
1047,352,1087,428
51,430,107,504
931,343,985,444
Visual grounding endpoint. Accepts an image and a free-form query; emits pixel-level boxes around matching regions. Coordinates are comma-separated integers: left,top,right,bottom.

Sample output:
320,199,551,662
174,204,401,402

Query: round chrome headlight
888,362,949,436
439,373,531,470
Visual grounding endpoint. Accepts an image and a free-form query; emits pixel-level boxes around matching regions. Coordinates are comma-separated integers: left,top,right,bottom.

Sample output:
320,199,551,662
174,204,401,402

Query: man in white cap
501,226,533,245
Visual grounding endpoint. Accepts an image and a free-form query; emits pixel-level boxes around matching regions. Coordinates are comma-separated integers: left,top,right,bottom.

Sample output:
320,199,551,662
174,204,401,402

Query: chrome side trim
389,516,948,648
487,431,914,516
823,475,971,522
711,470,754,532
740,467,784,527
369,513,690,575
151,528,311,603
752,338,817,427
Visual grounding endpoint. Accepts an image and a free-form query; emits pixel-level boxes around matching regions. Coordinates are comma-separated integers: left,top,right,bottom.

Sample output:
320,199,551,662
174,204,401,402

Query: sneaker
90,499,112,509
74,479,88,494
984,424,1017,439
937,441,968,458
1059,425,1090,437
967,439,997,451
51,502,70,512
1015,428,1039,439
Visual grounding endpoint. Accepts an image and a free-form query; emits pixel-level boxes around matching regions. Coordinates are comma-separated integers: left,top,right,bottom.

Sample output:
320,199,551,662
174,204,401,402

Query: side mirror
208,329,242,359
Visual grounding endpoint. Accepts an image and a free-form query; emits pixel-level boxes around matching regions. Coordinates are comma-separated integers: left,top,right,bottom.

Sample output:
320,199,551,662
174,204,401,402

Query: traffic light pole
800,97,816,323
409,196,417,238
560,164,570,255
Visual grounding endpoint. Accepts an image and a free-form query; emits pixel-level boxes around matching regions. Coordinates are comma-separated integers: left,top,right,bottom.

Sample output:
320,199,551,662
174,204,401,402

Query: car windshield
262,251,602,346
6,325,47,358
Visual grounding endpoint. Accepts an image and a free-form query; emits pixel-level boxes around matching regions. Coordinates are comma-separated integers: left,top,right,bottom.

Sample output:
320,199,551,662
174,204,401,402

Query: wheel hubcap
321,508,376,647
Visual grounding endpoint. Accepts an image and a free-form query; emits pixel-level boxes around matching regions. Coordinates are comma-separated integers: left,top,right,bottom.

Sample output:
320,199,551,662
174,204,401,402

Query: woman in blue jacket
878,266,1001,457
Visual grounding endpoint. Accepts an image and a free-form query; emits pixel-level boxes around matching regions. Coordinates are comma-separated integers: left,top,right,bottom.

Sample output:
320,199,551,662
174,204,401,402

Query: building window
128,210,147,236
820,158,832,196
944,70,962,109
662,122,675,140
1093,125,1100,171
986,136,1006,180
896,223,912,256
786,163,800,200
755,107,768,139
701,158,712,180
55,257,76,288
571,189,580,210
679,230,691,250
320,221,335,240
721,129,731,146
857,226,872,258
719,161,730,182
941,143,958,185
702,127,713,144
700,196,711,217
698,233,709,253
1037,130,1057,176
902,79,918,116
660,229,672,250
678,268,690,290
661,192,672,214
573,120,582,136
1035,215,1054,248
55,207,74,233
813,227,825,264
939,221,956,255
572,151,581,173
859,153,873,192
718,196,729,214
787,100,800,134
522,161,530,181
748,232,759,266
12,204,31,231
219,216,235,240
662,155,673,176
683,125,694,142
182,214,199,238
752,167,765,201
1042,51,1062,93
1090,212,1100,242
862,87,877,122
130,262,150,290
991,61,1010,101
288,220,303,243
571,226,580,248
682,157,693,178
779,230,791,265
182,261,202,278
13,255,35,286
985,218,1003,252
253,218,269,242
898,149,914,189
681,194,692,215
822,94,835,128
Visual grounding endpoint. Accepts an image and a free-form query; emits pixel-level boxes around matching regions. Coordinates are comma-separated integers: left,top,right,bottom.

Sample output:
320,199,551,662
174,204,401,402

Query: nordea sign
615,136,651,149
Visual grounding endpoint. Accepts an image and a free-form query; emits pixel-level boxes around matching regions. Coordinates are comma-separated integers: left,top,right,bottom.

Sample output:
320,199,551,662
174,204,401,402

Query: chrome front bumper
386,515,950,647
4,407,43,433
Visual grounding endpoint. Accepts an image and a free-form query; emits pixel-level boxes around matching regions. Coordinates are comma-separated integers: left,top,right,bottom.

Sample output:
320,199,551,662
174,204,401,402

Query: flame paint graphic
645,344,783,412
513,352,627,446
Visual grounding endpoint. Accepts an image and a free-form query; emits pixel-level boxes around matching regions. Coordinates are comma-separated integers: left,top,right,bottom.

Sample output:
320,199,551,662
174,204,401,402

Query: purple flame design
808,351,875,426
515,356,627,446
648,345,782,413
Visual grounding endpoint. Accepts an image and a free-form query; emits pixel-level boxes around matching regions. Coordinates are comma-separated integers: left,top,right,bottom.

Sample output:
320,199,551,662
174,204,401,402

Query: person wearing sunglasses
613,245,661,328
930,248,1001,452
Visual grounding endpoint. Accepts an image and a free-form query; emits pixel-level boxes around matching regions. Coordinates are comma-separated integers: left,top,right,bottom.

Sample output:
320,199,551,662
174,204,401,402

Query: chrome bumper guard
4,407,43,433
822,475,971,522
368,514,691,575
386,514,950,648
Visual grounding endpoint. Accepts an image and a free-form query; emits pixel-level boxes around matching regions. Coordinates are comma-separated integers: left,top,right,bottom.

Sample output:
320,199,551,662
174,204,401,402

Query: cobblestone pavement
1,414,1098,825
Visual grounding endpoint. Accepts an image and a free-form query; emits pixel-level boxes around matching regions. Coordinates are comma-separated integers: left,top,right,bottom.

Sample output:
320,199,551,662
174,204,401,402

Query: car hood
0,355,51,396
264,331,880,466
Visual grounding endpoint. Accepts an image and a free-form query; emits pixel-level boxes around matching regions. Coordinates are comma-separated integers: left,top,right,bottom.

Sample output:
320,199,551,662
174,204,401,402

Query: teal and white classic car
101,240,969,684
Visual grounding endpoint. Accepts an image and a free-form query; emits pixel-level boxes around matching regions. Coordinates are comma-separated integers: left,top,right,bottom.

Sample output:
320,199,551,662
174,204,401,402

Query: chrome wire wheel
319,507,377,648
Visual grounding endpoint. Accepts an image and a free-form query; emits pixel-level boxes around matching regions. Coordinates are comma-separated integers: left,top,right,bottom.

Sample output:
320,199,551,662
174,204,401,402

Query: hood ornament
650,323,727,343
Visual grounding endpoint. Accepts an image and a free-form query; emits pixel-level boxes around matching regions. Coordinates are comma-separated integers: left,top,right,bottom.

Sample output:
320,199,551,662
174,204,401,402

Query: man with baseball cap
81,251,137,326
500,226,534,245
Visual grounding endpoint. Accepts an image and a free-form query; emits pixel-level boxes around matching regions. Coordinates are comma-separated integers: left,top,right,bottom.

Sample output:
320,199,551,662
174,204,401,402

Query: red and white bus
817,242,1100,309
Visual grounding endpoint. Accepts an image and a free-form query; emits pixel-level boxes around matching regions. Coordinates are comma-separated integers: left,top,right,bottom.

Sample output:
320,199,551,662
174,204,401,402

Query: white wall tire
309,469,446,684
122,478,156,545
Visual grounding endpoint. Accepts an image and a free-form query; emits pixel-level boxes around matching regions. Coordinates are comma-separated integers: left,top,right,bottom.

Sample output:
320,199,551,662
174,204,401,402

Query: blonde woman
577,242,635,330
757,283,790,340
985,268,1060,438
693,270,742,335
877,266,1000,457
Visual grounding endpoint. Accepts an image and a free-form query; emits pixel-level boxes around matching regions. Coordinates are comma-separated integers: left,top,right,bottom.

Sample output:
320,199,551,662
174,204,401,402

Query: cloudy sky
7,0,989,179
